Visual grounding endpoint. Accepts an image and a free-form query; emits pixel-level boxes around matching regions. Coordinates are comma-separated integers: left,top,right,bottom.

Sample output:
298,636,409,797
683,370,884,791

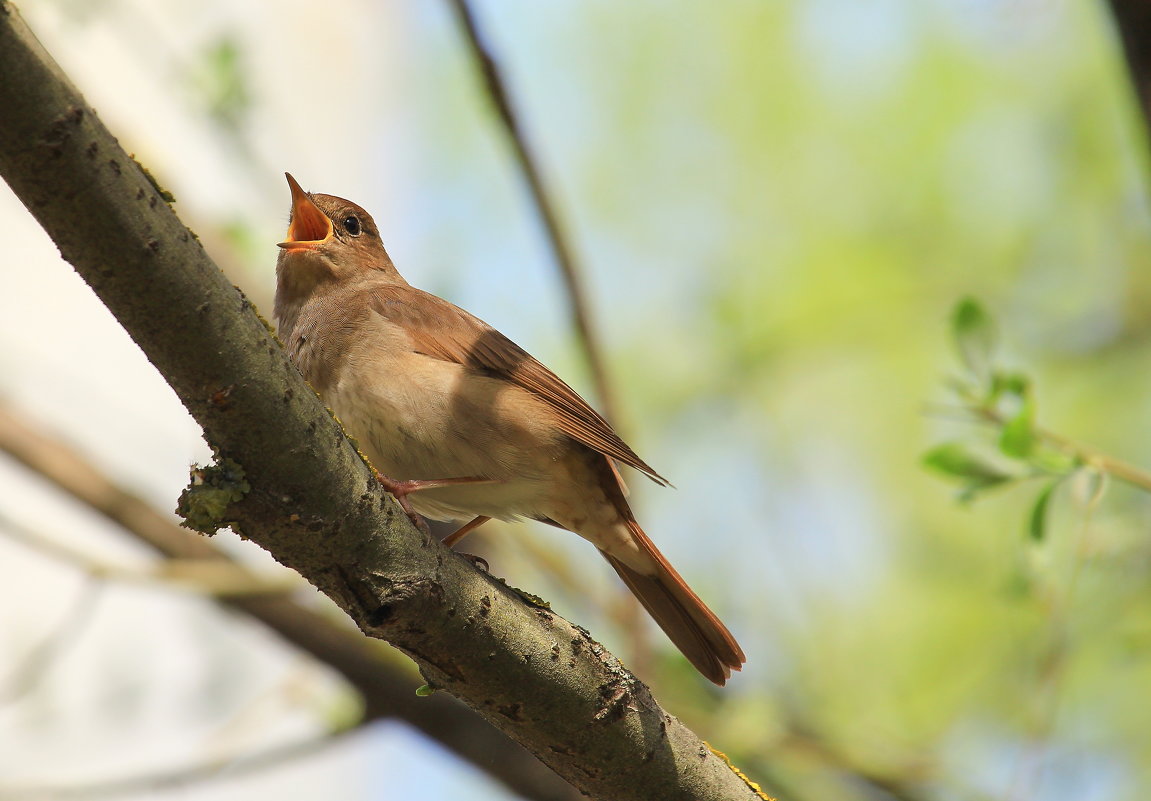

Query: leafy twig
924,298,1151,540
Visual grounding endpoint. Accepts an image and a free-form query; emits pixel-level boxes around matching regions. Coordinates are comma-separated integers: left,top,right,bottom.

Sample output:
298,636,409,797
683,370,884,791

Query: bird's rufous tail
601,524,745,685
595,461,745,685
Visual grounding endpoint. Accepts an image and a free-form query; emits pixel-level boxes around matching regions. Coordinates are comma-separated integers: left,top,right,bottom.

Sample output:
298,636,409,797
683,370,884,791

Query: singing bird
274,173,745,684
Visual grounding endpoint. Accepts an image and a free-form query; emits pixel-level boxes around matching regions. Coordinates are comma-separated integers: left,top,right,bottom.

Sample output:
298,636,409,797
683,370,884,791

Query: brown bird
274,173,745,684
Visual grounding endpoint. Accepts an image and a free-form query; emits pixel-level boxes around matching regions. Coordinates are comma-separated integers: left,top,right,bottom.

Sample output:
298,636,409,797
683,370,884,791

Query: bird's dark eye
343,215,362,236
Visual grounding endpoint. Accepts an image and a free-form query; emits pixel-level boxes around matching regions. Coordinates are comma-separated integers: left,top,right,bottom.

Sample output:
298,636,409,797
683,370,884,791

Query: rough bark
0,5,766,800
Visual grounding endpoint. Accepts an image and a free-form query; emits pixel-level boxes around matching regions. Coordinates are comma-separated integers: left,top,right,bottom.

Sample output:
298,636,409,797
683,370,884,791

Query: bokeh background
3,1,1151,799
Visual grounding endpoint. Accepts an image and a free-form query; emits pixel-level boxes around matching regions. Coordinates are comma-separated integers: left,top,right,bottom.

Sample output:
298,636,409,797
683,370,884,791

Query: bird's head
276,172,403,286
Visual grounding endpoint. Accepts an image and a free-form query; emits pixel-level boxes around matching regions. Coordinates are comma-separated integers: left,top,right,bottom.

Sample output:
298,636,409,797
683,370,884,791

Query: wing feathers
369,285,669,485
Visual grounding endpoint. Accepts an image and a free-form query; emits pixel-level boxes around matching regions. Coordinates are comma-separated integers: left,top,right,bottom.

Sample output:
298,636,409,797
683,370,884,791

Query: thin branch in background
0,576,104,707
446,0,618,423
201,660,351,768
777,715,934,801
446,0,656,680
0,729,351,801
0,511,298,596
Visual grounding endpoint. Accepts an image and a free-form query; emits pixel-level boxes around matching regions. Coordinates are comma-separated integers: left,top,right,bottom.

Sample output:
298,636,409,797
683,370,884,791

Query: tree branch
0,6,765,800
1106,0,1151,121
446,0,618,421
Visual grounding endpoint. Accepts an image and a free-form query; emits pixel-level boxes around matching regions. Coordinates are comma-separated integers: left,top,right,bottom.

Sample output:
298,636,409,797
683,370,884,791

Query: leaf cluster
924,298,1091,541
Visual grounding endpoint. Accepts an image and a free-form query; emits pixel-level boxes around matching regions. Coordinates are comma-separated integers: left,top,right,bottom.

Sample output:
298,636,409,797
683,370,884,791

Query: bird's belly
324,352,565,522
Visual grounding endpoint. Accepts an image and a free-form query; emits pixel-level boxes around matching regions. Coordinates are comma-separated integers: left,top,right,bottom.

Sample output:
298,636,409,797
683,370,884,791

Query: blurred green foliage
486,3,1151,800
186,34,252,134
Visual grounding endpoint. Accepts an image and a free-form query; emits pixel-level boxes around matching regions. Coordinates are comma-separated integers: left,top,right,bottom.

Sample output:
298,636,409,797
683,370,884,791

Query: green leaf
998,402,1035,459
1027,480,1059,542
187,35,252,132
1030,449,1080,476
925,443,1016,502
951,298,997,380
923,442,1011,482
992,370,1030,399
956,475,1013,504
415,684,436,697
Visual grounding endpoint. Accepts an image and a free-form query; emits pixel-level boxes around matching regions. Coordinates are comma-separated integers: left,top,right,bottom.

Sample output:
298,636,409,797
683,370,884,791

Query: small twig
1036,428,1151,493
972,406,1151,492
202,660,345,766
447,0,618,422
0,576,104,706
920,402,991,425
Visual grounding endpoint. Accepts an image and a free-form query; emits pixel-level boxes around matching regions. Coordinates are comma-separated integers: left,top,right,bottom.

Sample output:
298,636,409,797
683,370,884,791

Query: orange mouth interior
280,173,331,248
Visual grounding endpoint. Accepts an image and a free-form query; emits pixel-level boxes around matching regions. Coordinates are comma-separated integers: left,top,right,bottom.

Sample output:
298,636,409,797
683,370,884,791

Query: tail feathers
602,522,745,685
589,454,745,684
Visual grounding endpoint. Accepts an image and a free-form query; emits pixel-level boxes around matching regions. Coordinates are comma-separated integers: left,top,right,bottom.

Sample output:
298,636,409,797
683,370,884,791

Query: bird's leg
443,515,492,549
373,473,495,535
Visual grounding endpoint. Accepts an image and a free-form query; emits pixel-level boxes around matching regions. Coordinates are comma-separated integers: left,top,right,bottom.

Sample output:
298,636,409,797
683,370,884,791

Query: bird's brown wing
368,284,668,486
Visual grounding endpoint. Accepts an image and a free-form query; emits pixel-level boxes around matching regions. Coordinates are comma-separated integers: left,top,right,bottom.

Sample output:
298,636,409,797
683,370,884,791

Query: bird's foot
457,552,490,572
442,515,493,571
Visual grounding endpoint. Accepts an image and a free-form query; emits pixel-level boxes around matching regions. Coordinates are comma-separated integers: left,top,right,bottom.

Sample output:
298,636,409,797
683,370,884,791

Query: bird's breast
309,315,569,522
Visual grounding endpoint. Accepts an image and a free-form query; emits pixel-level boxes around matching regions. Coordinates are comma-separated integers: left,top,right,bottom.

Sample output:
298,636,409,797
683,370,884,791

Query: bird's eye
343,215,362,236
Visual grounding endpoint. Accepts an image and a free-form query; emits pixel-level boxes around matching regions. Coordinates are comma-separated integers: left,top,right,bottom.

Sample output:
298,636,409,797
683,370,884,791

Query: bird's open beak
278,172,332,251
